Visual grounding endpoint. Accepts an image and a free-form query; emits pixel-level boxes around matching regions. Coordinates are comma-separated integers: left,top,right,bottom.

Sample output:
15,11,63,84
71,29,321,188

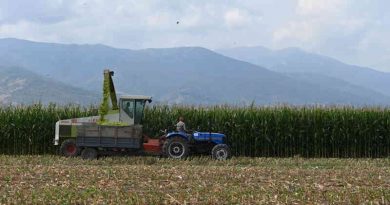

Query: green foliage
0,104,97,155
143,105,390,158
1,104,390,157
98,75,110,123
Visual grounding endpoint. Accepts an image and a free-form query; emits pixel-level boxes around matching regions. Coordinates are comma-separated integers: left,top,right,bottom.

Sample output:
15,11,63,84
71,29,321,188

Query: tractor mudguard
166,132,189,141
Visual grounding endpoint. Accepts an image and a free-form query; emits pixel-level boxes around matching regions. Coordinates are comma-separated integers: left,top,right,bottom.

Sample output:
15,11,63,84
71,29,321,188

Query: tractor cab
118,95,152,125
99,69,152,126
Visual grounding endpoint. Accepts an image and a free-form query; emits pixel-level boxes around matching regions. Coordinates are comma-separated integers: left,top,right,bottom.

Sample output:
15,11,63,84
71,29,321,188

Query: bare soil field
0,156,389,204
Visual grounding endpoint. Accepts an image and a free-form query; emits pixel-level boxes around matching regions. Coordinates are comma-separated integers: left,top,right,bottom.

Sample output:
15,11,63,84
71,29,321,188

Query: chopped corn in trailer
54,69,230,160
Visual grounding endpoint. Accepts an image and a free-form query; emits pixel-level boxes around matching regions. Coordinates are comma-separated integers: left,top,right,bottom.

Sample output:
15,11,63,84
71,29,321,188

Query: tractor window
134,100,145,124
122,100,134,119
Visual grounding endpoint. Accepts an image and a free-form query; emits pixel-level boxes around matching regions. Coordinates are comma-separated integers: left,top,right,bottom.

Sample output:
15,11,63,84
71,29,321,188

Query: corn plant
1,104,390,157
0,104,97,155
143,105,390,157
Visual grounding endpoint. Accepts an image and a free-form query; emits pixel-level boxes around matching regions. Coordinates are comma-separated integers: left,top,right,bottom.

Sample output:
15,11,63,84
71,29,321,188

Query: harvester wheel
211,144,231,160
81,148,98,160
60,139,80,157
163,137,189,159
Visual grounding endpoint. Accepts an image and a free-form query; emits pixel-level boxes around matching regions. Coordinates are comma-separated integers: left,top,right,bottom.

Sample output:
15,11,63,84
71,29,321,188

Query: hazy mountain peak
217,45,390,98
1,39,390,105
140,46,217,55
0,66,99,105
0,38,31,42
278,47,307,54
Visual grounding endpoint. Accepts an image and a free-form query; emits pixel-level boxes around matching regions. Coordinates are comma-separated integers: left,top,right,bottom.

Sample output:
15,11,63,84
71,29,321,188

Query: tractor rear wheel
60,139,80,157
163,137,189,159
211,144,231,160
81,148,98,160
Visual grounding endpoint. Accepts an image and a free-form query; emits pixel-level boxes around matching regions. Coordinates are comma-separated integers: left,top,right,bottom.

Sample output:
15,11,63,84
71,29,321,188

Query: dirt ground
0,156,389,204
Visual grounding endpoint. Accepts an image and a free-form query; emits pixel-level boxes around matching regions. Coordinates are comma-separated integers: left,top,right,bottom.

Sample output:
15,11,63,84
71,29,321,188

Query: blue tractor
162,131,231,160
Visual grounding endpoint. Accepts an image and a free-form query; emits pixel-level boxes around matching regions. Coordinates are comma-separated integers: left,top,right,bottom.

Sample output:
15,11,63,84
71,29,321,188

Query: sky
0,0,389,71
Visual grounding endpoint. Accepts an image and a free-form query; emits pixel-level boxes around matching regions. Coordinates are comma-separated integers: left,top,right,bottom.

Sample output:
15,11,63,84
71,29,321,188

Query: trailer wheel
211,144,231,160
163,137,189,159
81,148,98,160
60,139,80,157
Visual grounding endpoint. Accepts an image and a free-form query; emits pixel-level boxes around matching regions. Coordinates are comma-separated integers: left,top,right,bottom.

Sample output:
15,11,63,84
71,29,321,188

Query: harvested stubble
0,155,389,204
1,104,390,157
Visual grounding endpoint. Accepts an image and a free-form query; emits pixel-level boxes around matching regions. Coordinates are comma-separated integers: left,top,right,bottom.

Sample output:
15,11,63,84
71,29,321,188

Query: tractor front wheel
163,137,189,159
211,144,231,160
60,139,80,157
81,148,98,160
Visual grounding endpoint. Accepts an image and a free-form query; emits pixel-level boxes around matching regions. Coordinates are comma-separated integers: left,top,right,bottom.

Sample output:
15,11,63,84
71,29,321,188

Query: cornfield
1,104,390,157
0,104,97,155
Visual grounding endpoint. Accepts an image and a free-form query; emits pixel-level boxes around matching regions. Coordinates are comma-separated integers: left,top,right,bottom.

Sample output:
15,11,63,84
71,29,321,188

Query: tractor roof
120,95,152,100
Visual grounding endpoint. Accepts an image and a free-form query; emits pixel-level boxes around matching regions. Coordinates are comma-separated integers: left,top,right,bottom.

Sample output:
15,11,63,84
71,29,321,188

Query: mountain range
0,38,389,106
217,46,390,98
0,66,98,105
